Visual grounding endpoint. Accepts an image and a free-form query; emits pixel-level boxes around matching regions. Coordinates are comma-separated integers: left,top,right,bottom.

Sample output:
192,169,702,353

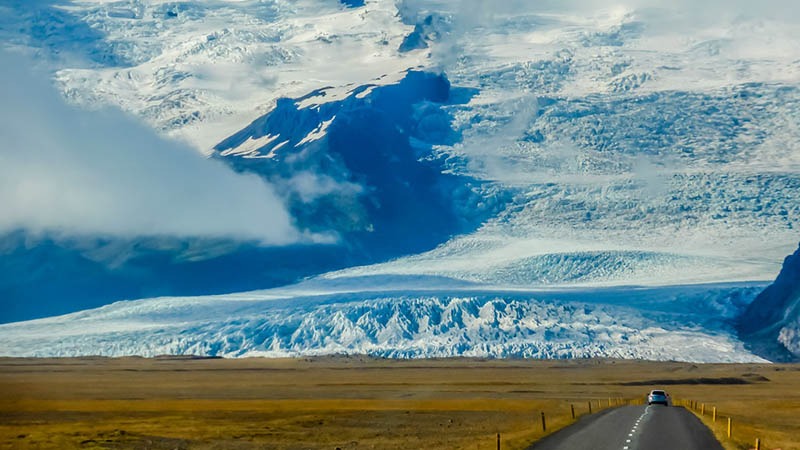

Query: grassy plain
0,357,797,450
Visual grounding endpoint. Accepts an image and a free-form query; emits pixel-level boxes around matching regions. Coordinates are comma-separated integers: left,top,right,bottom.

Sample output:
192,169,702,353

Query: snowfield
2,0,800,360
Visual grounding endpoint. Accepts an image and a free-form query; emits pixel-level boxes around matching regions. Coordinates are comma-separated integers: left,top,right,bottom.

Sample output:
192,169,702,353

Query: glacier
1,0,800,360
0,276,767,362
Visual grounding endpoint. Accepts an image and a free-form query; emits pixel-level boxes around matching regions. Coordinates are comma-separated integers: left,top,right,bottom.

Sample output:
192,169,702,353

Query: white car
647,389,671,406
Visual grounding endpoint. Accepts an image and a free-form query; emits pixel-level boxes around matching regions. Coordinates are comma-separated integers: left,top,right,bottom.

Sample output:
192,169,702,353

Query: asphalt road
527,405,724,450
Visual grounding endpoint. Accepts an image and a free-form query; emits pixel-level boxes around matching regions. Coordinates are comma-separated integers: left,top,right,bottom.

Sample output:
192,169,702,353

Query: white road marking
622,405,654,450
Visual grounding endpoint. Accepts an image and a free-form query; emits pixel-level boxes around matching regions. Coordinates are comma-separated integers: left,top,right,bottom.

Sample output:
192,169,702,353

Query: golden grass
674,368,800,450
0,357,797,450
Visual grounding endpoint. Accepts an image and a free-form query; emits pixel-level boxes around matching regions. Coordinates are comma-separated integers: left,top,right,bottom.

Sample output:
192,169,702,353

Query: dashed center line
622,405,653,450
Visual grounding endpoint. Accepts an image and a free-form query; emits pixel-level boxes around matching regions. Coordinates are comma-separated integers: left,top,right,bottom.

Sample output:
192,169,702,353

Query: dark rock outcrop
738,243,800,361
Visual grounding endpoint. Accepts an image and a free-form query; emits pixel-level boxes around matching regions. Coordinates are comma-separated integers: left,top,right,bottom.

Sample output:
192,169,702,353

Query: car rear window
652,390,666,396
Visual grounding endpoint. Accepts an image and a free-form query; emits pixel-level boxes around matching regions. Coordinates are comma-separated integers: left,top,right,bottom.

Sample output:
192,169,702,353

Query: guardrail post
727,417,731,438
497,432,500,450
713,406,717,422
701,403,705,415
588,401,592,414
571,404,575,420
541,411,546,432
755,438,760,450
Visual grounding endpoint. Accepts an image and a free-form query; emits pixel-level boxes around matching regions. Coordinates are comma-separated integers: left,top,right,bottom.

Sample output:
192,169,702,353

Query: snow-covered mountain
1,0,799,360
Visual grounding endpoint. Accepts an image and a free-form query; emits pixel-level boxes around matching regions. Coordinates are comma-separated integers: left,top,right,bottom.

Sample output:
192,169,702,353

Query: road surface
527,405,724,450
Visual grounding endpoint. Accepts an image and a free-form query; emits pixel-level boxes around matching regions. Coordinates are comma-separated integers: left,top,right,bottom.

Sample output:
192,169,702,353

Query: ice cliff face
739,243,800,361
0,278,766,362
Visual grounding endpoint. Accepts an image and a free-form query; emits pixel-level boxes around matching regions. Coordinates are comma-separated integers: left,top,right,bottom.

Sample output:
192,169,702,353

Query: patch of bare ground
0,357,797,449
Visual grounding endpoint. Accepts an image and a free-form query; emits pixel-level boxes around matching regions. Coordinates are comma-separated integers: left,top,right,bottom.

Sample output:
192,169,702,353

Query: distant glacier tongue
0,280,766,363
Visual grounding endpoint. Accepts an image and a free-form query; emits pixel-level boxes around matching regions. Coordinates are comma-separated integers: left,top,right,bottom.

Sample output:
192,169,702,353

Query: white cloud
0,48,305,245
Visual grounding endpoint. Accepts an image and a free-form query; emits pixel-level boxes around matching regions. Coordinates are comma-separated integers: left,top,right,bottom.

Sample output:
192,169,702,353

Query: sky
0,48,309,245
